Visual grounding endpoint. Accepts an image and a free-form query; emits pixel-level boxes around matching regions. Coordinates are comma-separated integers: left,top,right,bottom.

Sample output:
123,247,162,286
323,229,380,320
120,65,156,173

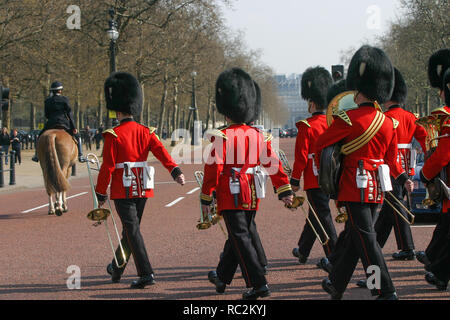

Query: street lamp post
190,71,200,146
107,9,119,74
106,9,119,128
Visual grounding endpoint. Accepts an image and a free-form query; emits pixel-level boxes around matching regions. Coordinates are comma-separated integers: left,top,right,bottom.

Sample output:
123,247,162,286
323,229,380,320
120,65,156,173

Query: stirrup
78,155,87,163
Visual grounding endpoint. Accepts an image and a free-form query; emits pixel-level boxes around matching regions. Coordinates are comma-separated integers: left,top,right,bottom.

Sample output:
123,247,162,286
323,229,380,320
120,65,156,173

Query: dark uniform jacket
44,94,76,132
0,133,10,146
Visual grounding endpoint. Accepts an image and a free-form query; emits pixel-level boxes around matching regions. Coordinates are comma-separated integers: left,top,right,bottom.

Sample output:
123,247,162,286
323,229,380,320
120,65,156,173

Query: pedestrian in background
0,127,10,165
94,129,102,150
10,129,21,165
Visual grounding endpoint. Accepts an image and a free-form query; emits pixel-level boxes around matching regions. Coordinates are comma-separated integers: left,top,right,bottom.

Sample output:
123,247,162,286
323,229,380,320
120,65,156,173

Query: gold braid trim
341,112,385,155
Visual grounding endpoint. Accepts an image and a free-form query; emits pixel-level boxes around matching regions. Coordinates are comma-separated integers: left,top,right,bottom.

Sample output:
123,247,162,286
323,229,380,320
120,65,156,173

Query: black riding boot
32,136,40,162
77,136,85,162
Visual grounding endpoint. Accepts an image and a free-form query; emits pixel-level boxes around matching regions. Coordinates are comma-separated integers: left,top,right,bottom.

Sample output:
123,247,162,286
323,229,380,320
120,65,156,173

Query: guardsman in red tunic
416,50,450,290
290,67,337,264
420,67,450,291
374,68,428,261
95,72,185,289
316,46,413,300
202,68,293,300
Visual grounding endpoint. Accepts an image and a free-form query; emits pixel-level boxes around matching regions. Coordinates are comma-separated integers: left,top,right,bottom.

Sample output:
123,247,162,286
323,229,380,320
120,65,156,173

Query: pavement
0,138,448,301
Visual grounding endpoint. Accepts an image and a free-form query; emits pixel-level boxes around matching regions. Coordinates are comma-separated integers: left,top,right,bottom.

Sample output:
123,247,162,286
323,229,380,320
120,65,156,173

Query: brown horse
37,129,77,216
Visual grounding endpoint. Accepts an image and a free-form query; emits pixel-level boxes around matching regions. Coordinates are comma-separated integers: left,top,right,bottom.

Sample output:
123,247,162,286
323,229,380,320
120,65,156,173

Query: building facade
275,74,308,128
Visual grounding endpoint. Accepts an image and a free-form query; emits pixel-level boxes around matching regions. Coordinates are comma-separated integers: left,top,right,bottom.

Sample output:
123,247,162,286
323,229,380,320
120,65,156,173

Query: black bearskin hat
326,79,347,106
428,49,450,90
104,72,142,116
346,45,394,104
215,68,261,124
444,68,450,106
50,81,63,91
301,66,333,110
390,68,408,104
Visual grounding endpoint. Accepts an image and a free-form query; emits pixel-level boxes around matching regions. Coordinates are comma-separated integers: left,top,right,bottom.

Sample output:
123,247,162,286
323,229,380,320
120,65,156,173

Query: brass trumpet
85,153,127,268
276,150,330,246
194,171,226,236
335,205,348,224
415,114,449,207
384,192,416,225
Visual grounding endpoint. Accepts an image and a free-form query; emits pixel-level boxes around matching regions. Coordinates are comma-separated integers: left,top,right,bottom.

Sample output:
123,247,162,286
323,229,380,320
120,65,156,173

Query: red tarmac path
0,138,448,300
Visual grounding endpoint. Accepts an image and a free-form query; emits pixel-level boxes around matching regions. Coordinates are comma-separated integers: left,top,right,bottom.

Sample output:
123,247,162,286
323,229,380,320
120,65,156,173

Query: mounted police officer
32,81,84,162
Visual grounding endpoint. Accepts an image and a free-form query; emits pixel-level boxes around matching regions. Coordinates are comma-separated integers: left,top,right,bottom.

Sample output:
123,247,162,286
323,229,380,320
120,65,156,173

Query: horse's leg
62,191,68,213
55,192,63,216
48,194,55,215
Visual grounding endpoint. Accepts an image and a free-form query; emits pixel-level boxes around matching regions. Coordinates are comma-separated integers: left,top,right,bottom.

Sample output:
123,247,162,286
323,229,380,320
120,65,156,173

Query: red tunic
384,106,428,176
95,119,180,199
421,133,450,213
291,113,328,190
315,104,406,204
200,124,292,213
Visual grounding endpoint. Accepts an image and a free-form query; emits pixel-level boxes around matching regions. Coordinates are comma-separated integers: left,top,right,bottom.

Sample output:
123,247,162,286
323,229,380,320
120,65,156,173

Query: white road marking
411,225,437,228
165,197,185,208
21,192,89,213
155,180,196,185
186,187,200,195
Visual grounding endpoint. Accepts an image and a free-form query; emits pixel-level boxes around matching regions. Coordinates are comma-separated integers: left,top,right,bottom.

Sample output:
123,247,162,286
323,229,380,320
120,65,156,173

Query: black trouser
428,210,450,283
253,225,268,267
12,147,21,164
426,209,450,270
329,202,395,296
327,227,349,266
297,189,337,258
375,178,415,251
112,198,153,277
217,210,267,289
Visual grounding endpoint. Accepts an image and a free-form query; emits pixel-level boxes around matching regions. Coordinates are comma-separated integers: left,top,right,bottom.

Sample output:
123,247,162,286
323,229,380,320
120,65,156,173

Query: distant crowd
0,126,104,165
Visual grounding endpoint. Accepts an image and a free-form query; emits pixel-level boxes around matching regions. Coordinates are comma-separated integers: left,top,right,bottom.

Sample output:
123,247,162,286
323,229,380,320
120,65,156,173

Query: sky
221,0,404,75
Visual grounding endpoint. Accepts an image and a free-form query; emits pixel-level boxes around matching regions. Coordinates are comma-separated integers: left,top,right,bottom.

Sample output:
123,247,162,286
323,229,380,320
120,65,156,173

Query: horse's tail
42,133,70,193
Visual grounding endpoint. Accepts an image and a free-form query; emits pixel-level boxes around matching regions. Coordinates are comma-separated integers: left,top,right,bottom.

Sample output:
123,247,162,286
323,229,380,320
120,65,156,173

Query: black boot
321,278,343,300
77,136,86,162
416,251,431,267
106,263,124,283
32,148,39,162
317,257,333,274
376,292,399,300
425,272,448,291
292,248,308,264
392,250,415,261
356,279,368,288
208,271,226,294
242,285,270,300
130,274,156,289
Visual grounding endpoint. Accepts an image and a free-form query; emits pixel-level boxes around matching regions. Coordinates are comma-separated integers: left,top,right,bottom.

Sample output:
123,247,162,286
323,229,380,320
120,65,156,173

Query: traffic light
0,86,9,111
332,65,345,82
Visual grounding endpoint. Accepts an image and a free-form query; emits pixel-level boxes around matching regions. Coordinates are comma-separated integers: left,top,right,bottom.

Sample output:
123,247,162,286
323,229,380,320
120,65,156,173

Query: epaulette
296,120,311,128
334,109,352,126
217,124,230,130
148,127,157,135
431,106,450,116
205,129,228,141
413,113,420,119
391,117,399,129
102,128,118,138
264,132,273,142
